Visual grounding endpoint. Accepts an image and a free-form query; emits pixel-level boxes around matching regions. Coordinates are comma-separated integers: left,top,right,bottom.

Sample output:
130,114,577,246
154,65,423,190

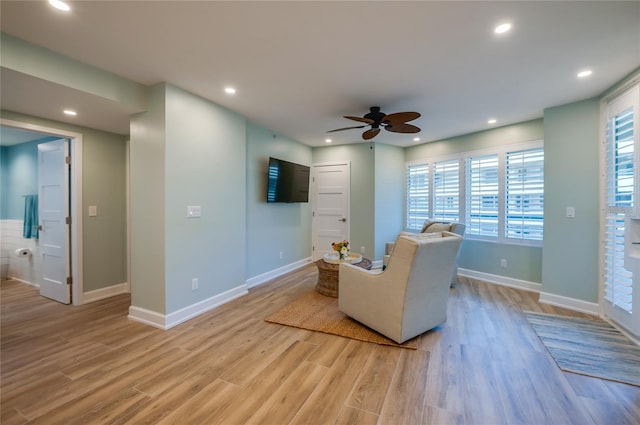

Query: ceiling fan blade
362,128,380,140
326,125,368,133
385,123,421,134
344,116,375,124
382,112,421,124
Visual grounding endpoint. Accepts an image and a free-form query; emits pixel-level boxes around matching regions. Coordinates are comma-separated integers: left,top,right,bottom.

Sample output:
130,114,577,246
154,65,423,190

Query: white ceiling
1,1,639,147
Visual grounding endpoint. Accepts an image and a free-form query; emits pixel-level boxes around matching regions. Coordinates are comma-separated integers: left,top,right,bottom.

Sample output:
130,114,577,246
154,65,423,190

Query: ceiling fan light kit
328,106,421,140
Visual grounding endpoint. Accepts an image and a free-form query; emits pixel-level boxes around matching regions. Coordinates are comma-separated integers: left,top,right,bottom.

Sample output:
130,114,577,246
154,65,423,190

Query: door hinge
312,245,315,251
66,276,73,285
65,216,71,225
65,156,71,165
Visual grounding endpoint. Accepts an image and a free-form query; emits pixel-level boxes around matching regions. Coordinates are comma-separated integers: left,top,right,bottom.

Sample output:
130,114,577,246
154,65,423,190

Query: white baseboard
7,276,39,287
128,306,166,329
83,282,130,303
128,283,249,330
538,291,599,316
458,268,542,293
245,257,312,289
458,268,600,316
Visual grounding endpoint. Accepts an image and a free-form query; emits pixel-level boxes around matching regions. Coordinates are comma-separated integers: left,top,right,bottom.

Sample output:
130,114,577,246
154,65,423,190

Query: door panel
38,139,71,304
312,163,350,260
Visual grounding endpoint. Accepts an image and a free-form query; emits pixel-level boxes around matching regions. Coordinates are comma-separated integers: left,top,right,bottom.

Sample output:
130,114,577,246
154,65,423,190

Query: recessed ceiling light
577,69,593,78
494,23,512,34
224,87,236,95
488,119,497,124
63,109,77,116
413,137,420,142
325,138,332,143
49,0,71,12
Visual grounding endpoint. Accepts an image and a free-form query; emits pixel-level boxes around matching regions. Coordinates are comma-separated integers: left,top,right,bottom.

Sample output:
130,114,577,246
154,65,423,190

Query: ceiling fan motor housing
364,106,386,128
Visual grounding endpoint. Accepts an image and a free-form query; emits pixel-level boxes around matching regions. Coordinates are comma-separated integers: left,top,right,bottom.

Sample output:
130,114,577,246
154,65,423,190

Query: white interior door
312,162,350,261
38,139,71,304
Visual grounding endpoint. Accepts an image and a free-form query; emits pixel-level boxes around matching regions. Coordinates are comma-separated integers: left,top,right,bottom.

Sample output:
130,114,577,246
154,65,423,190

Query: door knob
339,218,346,222
38,225,43,231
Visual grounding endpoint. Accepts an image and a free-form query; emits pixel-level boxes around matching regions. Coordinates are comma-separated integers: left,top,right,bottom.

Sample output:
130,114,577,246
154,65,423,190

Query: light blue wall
0,140,39,220
313,143,376,259
130,83,248,315
246,123,312,278
130,84,167,313
542,98,600,302
164,84,247,313
374,143,405,259
0,146,6,217
82,131,128,292
405,120,545,282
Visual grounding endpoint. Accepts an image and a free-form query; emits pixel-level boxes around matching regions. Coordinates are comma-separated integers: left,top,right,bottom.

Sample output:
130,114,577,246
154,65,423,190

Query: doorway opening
1,119,84,305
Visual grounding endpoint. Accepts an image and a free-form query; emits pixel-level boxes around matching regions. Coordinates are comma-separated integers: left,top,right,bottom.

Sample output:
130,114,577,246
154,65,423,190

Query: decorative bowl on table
322,252,363,264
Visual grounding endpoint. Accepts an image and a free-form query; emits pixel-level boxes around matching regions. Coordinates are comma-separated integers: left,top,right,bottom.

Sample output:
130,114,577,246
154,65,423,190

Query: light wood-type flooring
1,266,639,424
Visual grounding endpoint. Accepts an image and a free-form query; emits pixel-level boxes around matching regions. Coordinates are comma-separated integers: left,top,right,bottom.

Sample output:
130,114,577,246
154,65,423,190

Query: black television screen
267,157,310,203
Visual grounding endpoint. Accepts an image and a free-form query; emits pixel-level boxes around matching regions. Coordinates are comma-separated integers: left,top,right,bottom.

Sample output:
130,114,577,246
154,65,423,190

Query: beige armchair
339,232,463,344
383,220,466,285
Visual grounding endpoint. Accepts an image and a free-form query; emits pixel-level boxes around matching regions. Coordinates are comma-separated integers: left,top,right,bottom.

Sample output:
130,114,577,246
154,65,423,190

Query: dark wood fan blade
326,125,367,133
385,123,421,134
344,116,375,124
362,128,380,140
382,112,421,124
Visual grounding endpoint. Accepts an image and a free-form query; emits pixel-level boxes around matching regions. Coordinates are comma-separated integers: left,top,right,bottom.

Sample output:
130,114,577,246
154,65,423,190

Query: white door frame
2,118,84,305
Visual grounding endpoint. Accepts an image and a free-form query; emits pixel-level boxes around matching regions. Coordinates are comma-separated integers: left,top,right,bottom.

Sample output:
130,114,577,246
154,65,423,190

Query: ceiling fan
327,106,421,140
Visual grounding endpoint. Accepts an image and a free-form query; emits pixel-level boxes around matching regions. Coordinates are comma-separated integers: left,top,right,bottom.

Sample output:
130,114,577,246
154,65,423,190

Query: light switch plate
88,205,98,217
187,205,201,218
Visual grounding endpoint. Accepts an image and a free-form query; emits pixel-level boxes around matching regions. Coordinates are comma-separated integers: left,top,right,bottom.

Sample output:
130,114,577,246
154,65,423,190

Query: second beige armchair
383,220,465,285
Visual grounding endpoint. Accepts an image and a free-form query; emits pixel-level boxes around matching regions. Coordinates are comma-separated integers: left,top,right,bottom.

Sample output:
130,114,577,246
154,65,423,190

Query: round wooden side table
315,257,372,297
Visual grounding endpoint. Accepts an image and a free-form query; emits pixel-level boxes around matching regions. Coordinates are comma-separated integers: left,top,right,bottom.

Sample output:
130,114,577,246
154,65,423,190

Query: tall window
604,90,636,316
406,163,430,230
406,140,543,245
466,154,499,237
505,148,544,241
433,160,460,221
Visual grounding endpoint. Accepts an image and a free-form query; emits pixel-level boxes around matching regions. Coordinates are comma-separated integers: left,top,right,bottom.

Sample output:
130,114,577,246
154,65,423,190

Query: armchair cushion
421,222,452,233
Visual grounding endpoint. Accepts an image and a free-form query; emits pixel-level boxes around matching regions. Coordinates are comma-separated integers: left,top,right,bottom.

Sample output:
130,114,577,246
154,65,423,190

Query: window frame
405,139,544,247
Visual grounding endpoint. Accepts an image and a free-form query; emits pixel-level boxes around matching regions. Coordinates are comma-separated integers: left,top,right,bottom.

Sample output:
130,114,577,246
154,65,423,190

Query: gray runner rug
524,311,640,387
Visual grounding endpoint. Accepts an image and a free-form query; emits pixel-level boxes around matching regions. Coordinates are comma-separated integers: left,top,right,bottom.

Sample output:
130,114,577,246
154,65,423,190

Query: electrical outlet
279,251,283,259
360,246,365,254
500,259,507,268
191,278,199,291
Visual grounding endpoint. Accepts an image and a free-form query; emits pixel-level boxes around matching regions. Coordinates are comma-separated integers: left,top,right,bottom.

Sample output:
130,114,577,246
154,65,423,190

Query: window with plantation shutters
406,140,543,244
466,154,499,237
406,163,430,231
606,106,634,210
603,85,637,322
433,159,460,222
505,148,544,241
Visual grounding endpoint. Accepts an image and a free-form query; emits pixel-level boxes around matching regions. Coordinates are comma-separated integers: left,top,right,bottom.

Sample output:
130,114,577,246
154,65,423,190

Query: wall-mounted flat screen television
267,157,310,203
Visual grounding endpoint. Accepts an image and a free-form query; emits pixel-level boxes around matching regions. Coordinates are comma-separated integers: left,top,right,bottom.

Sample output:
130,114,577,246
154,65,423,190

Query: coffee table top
317,257,372,271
